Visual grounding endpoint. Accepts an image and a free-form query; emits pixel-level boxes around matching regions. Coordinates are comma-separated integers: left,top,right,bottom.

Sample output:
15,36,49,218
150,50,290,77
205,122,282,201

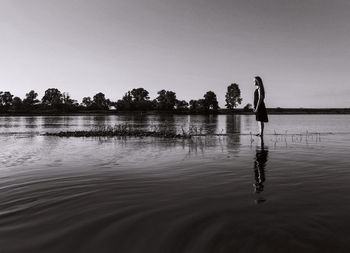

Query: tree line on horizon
0,83,251,114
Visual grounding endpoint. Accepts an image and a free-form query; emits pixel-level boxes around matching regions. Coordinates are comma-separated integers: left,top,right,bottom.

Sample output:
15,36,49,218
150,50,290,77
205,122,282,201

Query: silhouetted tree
62,92,78,111
175,100,189,111
131,88,149,102
134,99,153,110
116,91,133,110
243,103,253,111
23,90,39,107
81,97,93,107
42,88,63,108
189,99,198,112
131,88,153,110
123,91,133,103
189,99,205,113
225,83,242,109
62,93,76,105
12,97,23,112
156,89,177,111
117,88,153,111
203,91,219,113
93,92,110,110
0,91,13,106
151,99,158,110
0,91,14,111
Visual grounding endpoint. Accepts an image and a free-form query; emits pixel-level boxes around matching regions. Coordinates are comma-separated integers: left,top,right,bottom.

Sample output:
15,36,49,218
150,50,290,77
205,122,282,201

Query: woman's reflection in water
253,137,269,202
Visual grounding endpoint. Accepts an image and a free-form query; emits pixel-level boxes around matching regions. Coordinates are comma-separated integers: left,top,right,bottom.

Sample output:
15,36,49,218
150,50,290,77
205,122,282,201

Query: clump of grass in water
44,123,192,139
270,129,322,144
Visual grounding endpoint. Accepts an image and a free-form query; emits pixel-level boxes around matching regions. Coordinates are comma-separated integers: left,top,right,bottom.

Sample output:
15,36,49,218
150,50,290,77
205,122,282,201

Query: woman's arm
254,89,262,113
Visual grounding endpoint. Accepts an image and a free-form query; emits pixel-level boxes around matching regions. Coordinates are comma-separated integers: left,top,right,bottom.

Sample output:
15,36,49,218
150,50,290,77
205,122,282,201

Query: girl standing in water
253,76,268,136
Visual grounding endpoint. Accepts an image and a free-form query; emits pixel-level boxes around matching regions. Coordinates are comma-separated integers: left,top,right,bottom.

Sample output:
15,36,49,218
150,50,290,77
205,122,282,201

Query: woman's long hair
255,76,265,99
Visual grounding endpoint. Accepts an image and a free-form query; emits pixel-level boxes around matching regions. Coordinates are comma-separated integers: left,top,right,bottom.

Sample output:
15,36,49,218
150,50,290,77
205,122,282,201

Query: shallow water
1,114,350,253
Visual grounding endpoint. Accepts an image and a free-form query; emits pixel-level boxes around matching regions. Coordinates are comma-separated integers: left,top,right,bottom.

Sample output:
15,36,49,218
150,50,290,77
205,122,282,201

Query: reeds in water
44,123,191,139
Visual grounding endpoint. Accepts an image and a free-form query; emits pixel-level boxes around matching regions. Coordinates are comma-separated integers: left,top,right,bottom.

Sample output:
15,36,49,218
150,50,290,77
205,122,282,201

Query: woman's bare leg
256,121,264,136
257,121,262,136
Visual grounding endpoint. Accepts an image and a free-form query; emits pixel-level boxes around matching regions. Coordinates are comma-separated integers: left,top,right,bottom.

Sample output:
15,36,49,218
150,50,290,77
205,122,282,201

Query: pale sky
1,0,349,108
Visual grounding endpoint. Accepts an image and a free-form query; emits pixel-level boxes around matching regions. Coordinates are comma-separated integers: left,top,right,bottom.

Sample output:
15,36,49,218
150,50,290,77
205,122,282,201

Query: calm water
1,114,350,253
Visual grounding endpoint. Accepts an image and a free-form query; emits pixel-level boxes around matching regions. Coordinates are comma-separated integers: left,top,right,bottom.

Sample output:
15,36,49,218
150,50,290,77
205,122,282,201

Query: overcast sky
1,0,349,108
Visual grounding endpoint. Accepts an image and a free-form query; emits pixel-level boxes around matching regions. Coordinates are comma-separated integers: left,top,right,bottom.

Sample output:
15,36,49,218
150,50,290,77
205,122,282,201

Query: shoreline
0,108,350,116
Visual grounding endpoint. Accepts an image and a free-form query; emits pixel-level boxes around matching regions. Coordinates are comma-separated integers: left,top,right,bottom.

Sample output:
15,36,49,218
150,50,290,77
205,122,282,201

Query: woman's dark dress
254,89,268,122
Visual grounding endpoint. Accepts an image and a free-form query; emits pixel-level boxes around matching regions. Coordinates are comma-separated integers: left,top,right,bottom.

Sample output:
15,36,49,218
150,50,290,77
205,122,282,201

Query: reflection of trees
93,115,112,128
253,139,268,194
186,115,217,135
152,114,176,135
24,116,38,129
114,114,149,131
42,116,63,128
184,136,224,158
0,116,20,130
203,115,218,135
225,115,241,148
42,116,75,132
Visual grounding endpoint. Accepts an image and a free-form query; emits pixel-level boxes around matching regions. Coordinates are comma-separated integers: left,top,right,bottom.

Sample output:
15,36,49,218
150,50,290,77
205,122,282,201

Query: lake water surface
1,114,350,253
